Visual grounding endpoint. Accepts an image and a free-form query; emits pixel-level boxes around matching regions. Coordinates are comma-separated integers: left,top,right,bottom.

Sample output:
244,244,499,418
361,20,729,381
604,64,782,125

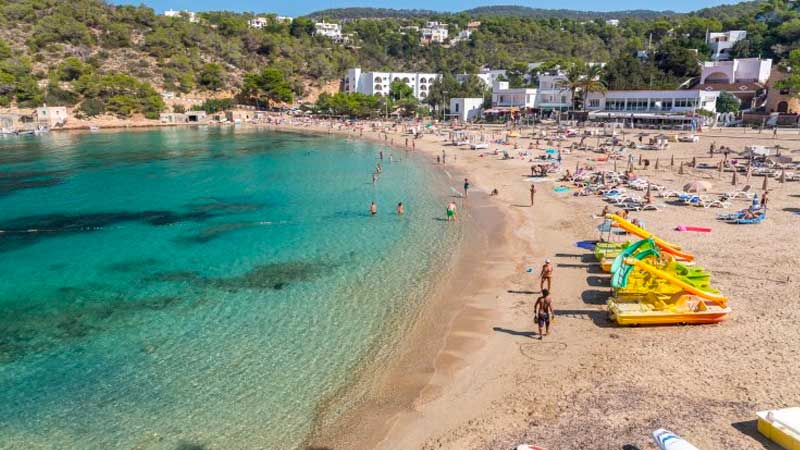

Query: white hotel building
584,90,721,117
344,68,440,101
490,81,537,110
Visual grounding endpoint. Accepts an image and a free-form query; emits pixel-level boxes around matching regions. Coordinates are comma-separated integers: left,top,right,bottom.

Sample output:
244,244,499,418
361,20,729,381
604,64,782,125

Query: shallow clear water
0,127,459,450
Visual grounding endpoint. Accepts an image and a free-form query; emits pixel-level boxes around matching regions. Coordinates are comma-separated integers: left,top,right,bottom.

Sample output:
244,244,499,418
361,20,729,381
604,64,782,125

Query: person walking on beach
370,202,378,216
446,201,457,222
463,178,470,197
761,190,769,208
540,259,553,291
534,289,554,339
442,150,447,164
530,184,536,206
396,202,404,215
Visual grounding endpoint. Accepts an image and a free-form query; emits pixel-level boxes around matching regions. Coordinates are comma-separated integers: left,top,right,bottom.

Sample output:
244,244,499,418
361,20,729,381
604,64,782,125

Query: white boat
89,125,100,132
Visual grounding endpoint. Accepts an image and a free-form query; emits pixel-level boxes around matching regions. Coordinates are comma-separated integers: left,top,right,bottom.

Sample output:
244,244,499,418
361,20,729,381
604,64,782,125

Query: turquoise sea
0,127,460,450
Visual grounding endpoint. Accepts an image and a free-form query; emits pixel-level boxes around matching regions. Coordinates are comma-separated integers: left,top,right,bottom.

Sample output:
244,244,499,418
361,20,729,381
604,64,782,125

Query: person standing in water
463,178,470,197
376,163,382,173
540,259,553,291
370,202,378,216
396,202,404,215
446,201,457,221
534,289,554,339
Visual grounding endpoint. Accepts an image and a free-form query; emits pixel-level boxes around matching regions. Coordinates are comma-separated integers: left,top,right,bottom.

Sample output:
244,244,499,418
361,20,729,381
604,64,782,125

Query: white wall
450,98,483,121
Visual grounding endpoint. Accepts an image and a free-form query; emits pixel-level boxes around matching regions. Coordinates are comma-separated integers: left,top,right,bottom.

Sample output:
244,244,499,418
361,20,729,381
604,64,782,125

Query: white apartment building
449,98,484,121
249,17,268,29
344,68,440,101
584,90,721,114
606,19,620,26
707,30,747,61
276,16,293,23
421,21,448,44
315,21,343,40
456,69,507,88
535,72,572,111
700,58,772,84
491,81,537,109
451,30,472,44
163,9,197,23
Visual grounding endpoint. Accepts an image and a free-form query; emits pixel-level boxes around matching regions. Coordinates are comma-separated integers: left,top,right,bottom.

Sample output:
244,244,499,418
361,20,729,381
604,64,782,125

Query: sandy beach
259,117,799,450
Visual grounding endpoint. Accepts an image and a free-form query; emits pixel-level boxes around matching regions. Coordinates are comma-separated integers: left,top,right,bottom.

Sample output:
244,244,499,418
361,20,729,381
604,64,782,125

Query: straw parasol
731,171,737,186
679,161,684,175
762,175,769,190
575,160,580,172
638,154,642,166
691,156,697,167
645,182,652,203
780,169,786,184
613,159,618,172
683,180,712,193
655,158,660,170
670,154,674,167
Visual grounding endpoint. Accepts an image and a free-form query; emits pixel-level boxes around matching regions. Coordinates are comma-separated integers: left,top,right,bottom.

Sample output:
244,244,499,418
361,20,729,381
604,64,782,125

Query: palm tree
554,63,584,111
555,63,607,111
578,64,607,111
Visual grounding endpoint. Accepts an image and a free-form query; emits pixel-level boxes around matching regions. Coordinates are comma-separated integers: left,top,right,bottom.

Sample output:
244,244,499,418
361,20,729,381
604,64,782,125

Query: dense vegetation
308,6,679,20
0,0,798,118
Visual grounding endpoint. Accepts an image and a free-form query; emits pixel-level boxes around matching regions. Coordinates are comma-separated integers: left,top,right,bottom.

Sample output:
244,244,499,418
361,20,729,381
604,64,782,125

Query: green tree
197,63,225,91
388,80,414,101
79,98,106,117
240,68,294,108
0,39,11,60
57,57,92,81
716,91,741,113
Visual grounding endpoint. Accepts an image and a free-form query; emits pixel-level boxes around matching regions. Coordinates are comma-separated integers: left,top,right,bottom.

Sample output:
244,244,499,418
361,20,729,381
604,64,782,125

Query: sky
110,0,743,17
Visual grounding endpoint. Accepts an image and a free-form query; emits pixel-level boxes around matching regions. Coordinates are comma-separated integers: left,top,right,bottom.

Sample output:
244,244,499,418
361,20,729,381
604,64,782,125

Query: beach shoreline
263,118,800,450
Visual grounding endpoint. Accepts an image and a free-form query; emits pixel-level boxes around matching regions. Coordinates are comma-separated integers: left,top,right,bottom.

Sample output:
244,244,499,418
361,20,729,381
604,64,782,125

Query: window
374,84,382,91
455,103,460,112
627,99,648,111
420,85,427,91
607,100,625,111
420,77,427,83
780,88,790,95
374,77,383,83
560,95,567,104
588,99,600,108
402,77,410,83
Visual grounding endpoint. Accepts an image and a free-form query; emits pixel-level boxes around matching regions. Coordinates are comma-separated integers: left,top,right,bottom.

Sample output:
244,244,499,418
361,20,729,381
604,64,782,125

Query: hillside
308,5,679,20
0,0,795,120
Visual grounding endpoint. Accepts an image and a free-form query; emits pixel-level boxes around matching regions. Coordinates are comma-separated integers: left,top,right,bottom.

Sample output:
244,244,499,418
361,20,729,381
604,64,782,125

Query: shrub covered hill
0,0,797,119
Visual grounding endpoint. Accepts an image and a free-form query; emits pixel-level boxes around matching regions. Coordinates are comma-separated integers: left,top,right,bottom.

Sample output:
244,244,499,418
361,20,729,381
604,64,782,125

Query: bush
197,63,225,91
106,94,139,117
57,57,92,81
29,14,94,49
45,83,79,106
80,98,105,117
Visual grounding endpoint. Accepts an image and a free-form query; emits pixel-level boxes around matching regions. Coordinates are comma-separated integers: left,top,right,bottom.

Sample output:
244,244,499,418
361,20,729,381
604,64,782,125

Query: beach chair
699,199,731,209
727,185,754,200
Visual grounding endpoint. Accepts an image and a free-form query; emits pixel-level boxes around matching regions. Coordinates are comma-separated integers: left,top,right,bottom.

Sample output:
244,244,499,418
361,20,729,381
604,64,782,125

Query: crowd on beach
261,113,798,346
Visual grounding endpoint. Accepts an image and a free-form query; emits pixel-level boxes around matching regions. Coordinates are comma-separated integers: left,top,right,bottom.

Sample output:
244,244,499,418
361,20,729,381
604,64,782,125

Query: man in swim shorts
370,202,377,216
534,289,554,339
540,259,553,291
